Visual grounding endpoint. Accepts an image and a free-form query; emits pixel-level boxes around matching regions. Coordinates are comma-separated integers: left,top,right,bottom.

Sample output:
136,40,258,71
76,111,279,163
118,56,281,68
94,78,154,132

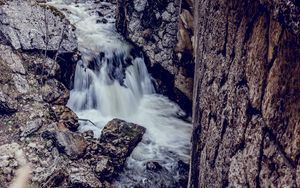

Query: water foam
49,0,192,186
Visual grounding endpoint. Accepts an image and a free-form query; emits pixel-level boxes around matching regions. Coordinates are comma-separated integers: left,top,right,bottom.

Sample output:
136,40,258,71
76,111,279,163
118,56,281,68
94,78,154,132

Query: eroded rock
42,130,87,160
190,0,300,187
0,1,77,52
100,118,146,159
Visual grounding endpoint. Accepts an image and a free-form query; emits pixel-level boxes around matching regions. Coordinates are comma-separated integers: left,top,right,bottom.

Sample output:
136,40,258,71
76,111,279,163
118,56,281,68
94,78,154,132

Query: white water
48,0,192,186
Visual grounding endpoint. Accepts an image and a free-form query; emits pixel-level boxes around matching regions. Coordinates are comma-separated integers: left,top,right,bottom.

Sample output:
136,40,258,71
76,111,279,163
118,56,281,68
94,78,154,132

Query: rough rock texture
100,119,146,172
190,0,300,187
0,45,145,188
0,0,77,52
0,1,147,187
116,0,194,113
0,46,146,186
0,0,78,89
0,41,81,187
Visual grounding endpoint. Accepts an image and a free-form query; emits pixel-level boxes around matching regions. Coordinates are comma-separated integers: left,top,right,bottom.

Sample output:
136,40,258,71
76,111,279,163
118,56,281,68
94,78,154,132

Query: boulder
42,131,87,160
0,92,17,115
41,79,70,105
99,118,146,174
100,118,146,159
145,161,163,172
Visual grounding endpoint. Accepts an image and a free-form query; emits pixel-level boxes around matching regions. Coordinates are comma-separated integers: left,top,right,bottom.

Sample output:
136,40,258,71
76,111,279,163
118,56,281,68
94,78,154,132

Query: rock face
0,0,77,52
190,0,300,187
0,0,78,88
116,0,194,113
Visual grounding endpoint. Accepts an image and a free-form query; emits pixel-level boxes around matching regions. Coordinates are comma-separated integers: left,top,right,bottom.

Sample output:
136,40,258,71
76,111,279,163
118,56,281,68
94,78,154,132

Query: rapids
48,0,192,186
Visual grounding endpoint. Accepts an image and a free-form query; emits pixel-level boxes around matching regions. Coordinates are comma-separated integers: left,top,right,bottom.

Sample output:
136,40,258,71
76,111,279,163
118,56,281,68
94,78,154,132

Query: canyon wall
190,0,300,187
116,0,194,113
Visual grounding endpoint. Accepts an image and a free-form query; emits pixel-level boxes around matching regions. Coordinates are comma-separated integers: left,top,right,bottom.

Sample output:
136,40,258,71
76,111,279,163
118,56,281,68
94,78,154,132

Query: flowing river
48,0,192,187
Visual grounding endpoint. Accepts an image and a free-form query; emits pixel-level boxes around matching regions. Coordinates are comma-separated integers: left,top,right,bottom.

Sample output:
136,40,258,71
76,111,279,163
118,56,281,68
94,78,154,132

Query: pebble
28,142,37,148
35,167,43,173
0,160,10,167
3,167,12,175
162,11,171,21
9,160,18,167
71,167,79,173
31,157,39,163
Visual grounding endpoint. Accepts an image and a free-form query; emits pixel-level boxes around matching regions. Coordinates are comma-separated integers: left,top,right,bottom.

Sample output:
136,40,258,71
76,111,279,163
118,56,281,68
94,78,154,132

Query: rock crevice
190,0,300,187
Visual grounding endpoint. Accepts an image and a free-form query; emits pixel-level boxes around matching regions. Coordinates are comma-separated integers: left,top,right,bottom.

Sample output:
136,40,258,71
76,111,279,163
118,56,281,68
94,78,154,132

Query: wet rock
42,131,88,160
145,161,163,172
177,160,189,187
94,156,114,180
100,118,146,158
98,118,146,175
116,0,194,114
97,18,108,24
83,130,94,139
0,1,77,53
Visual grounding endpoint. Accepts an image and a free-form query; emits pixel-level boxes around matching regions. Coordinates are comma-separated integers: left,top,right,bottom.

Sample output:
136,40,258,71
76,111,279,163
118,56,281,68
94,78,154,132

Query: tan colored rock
175,67,193,100
190,0,300,187
180,9,193,31
52,105,79,131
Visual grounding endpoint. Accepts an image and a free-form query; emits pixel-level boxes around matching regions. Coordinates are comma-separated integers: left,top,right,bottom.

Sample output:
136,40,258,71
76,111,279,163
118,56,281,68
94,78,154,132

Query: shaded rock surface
190,0,300,187
116,0,194,114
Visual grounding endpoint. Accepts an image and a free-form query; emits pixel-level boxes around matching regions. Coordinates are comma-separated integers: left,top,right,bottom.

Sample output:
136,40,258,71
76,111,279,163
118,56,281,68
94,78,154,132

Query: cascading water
49,0,192,187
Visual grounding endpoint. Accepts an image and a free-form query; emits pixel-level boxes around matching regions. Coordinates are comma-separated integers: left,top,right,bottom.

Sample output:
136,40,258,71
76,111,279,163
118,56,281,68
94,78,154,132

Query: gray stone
162,11,171,21
21,119,43,137
0,91,17,115
42,131,88,160
133,0,147,12
167,3,176,14
0,1,77,53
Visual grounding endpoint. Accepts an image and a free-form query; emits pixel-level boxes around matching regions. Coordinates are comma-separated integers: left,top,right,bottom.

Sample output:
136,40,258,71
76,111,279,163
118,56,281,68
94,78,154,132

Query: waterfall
49,0,192,186
68,48,155,118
